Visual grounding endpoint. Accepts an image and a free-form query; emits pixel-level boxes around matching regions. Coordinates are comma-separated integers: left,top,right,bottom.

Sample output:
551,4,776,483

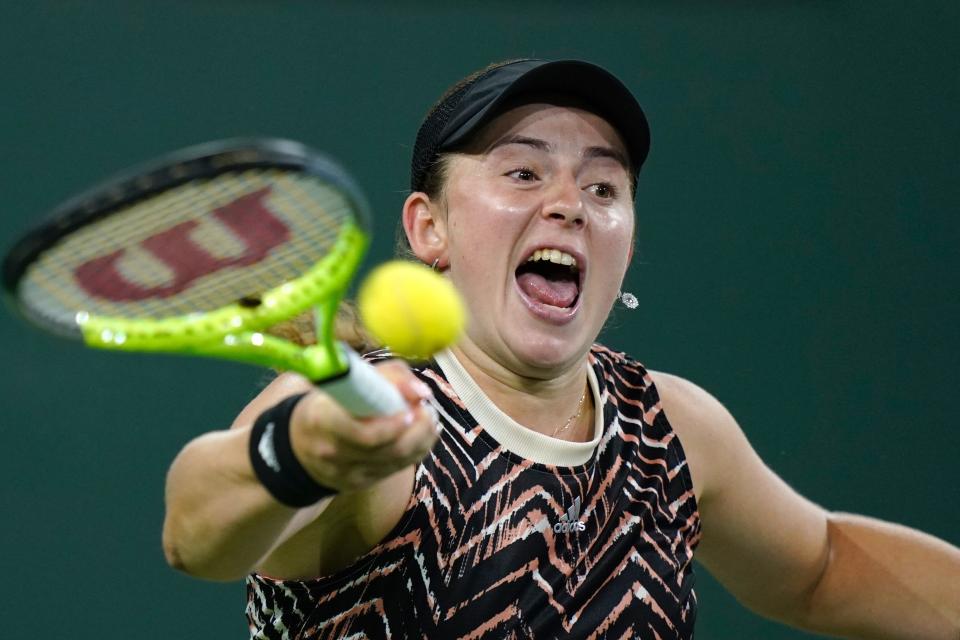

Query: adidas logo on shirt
554,496,586,533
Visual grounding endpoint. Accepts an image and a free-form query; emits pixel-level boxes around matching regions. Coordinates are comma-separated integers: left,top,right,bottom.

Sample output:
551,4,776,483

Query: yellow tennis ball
357,260,466,360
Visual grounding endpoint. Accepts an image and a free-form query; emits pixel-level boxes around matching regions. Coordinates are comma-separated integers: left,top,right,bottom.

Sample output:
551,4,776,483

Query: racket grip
316,347,407,418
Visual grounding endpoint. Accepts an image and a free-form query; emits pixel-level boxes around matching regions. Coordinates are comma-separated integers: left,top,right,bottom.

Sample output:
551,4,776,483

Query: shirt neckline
433,349,602,466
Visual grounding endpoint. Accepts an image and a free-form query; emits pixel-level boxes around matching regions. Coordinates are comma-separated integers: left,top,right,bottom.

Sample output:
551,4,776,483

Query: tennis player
163,59,960,639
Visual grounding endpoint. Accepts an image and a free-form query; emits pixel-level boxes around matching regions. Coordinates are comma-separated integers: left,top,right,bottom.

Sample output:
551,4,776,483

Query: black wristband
249,392,337,507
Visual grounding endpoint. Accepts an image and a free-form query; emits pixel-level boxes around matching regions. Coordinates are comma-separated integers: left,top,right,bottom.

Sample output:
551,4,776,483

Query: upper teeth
527,248,577,268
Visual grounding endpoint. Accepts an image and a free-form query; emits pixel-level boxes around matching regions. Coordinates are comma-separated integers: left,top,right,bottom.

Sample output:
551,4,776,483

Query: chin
505,331,592,375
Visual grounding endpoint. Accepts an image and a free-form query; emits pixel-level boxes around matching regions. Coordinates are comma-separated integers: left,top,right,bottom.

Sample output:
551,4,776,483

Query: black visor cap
411,59,650,192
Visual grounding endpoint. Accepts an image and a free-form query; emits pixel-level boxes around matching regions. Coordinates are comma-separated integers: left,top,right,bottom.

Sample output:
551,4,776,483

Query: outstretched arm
162,361,437,582
653,371,960,639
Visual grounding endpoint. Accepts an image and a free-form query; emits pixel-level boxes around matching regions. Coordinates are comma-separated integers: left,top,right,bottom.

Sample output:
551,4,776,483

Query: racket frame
3,138,373,381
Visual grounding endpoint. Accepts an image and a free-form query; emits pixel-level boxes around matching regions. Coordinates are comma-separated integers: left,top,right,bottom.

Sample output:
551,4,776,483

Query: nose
542,174,585,228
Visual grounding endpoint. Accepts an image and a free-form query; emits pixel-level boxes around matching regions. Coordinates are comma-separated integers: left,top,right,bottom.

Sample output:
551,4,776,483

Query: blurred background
1,1,957,637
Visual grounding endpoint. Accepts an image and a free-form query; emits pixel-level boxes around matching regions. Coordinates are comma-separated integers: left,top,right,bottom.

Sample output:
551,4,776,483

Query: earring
430,258,440,271
618,290,638,309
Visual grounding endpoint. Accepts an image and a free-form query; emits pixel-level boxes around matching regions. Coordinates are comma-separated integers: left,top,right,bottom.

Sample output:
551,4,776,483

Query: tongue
517,272,578,308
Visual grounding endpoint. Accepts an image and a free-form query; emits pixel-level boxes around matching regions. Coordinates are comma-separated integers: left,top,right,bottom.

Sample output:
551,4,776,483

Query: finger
296,390,409,449
325,373,434,451
306,414,439,491
374,360,434,406
387,400,441,461
291,365,436,479
328,412,429,461
321,401,439,470
329,408,418,452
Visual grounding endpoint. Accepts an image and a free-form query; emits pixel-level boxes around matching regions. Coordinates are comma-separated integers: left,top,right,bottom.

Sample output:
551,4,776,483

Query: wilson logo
553,496,586,533
73,186,289,302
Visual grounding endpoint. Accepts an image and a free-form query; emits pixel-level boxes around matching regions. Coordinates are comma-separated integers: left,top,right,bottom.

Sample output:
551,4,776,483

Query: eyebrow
488,134,630,171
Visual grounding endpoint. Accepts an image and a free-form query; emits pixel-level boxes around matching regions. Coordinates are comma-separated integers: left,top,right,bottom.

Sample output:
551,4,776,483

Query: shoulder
588,344,731,426
646,368,747,505
589,344,718,408
586,346,743,502
649,370,734,429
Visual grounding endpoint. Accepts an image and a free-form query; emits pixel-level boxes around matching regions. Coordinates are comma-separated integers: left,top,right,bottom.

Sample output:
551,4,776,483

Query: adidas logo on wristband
257,422,281,472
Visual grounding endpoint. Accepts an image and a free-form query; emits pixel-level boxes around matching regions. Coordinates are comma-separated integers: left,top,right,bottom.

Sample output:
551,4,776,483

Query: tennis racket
2,138,406,417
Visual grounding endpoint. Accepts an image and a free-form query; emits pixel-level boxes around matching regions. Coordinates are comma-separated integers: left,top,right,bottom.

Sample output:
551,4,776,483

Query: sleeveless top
247,345,701,639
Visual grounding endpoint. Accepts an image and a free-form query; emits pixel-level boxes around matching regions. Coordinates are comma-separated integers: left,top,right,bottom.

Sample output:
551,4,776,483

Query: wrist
248,393,337,507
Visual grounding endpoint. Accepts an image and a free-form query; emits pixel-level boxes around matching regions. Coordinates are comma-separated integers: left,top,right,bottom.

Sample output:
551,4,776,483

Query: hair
396,60,526,260
266,300,377,351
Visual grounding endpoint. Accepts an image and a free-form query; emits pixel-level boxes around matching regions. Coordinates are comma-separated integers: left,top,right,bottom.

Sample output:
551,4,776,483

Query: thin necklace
552,388,587,438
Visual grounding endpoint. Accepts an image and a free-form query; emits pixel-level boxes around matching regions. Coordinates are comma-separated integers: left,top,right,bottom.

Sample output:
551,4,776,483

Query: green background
1,2,957,637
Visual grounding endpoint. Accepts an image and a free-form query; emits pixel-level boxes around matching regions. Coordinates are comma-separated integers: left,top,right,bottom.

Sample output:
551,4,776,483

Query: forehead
466,103,629,157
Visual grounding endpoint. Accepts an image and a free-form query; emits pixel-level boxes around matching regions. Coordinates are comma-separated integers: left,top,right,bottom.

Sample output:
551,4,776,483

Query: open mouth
514,248,582,311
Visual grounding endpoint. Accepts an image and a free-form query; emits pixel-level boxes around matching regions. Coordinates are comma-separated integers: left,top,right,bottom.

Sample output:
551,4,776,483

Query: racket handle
315,347,407,418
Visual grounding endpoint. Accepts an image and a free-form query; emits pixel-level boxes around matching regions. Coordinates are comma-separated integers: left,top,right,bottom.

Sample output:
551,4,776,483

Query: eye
588,182,618,200
506,167,538,182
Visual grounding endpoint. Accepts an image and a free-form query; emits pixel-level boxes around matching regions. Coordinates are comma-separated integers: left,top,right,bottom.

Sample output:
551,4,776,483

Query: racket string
20,170,355,327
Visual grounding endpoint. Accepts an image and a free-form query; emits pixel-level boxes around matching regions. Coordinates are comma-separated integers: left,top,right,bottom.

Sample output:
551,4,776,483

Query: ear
402,191,449,268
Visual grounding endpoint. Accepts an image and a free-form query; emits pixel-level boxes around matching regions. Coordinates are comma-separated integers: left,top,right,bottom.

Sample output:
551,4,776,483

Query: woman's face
438,103,635,377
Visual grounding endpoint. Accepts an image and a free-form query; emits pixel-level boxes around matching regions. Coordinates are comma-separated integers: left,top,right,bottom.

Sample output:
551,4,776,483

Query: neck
449,341,593,440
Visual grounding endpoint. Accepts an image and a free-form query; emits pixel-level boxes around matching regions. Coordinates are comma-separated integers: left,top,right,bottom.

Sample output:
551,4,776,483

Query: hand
288,360,439,493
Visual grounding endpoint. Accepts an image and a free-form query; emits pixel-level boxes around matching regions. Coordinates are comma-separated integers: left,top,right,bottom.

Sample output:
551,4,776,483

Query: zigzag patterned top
247,345,701,639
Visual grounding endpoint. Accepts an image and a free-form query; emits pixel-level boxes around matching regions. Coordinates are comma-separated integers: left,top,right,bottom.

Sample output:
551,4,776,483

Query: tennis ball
357,260,466,360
